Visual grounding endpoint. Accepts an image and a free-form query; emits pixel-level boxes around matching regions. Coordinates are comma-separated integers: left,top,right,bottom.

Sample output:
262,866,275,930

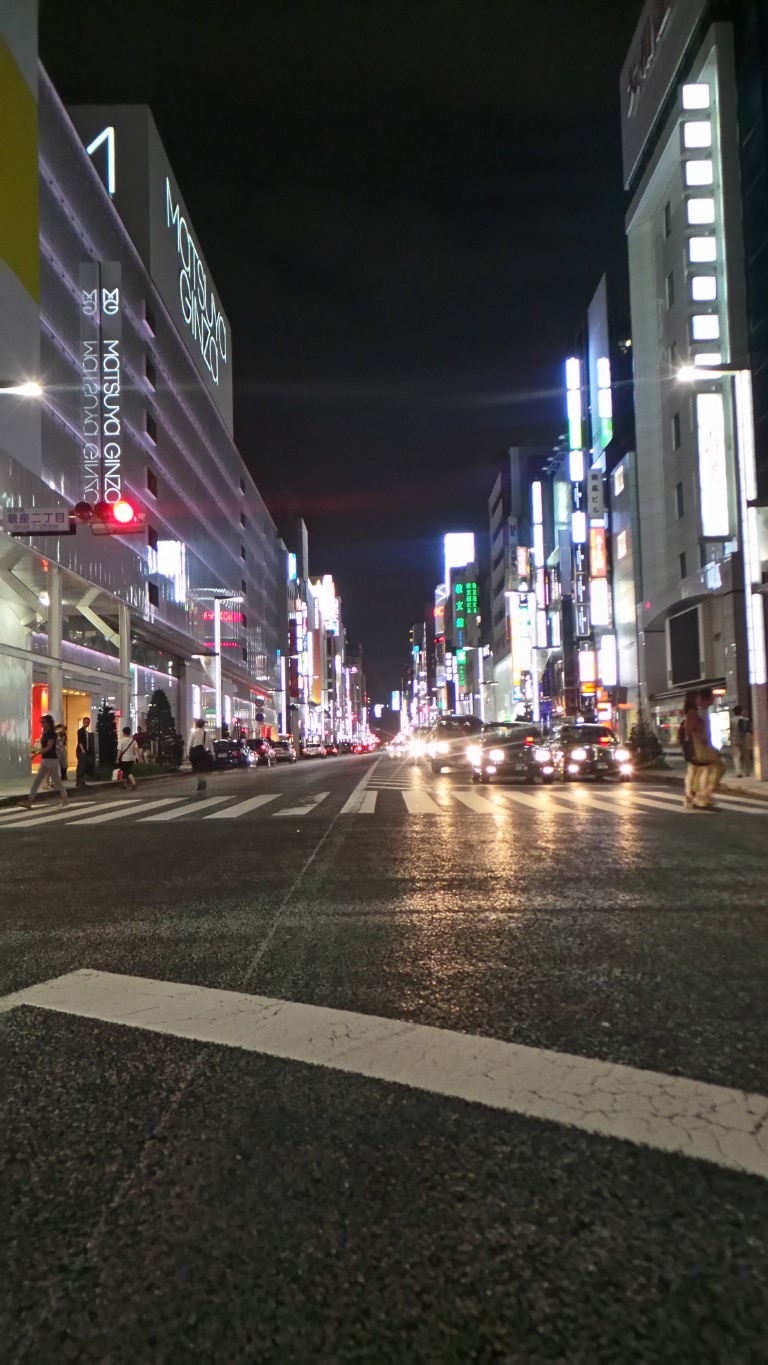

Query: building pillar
47,564,63,724
118,603,131,728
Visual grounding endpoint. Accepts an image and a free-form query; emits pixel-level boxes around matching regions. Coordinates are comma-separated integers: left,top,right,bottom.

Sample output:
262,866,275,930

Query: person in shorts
188,718,214,791
117,726,140,791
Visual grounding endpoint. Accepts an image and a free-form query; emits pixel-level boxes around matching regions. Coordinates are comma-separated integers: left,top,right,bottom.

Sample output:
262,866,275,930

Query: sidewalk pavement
0,768,182,810
644,752,768,803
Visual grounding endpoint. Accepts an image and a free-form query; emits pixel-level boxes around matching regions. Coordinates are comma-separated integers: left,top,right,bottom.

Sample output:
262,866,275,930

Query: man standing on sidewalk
730,706,752,778
75,716,91,789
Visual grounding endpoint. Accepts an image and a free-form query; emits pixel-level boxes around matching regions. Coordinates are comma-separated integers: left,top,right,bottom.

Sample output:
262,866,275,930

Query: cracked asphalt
2,754,767,1362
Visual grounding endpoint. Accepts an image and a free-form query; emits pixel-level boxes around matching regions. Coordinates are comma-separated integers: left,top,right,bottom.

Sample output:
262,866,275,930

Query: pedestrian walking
680,690,708,809
692,687,726,809
55,724,68,782
75,716,91,788
730,705,752,777
116,726,141,791
188,718,214,790
22,714,68,810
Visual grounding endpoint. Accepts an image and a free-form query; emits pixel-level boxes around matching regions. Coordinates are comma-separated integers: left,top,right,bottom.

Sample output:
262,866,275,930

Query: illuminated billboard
696,392,730,538
444,532,475,586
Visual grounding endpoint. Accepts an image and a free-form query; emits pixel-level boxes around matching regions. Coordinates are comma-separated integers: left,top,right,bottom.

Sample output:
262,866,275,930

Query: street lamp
678,363,766,779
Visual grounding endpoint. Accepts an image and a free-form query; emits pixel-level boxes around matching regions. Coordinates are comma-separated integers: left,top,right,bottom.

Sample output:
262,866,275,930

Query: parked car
271,738,297,763
302,740,327,759
425,714,484,774
324,739,340,756
549,724,633,781
213,740,254,769
467,724,554,784
245,737,276,767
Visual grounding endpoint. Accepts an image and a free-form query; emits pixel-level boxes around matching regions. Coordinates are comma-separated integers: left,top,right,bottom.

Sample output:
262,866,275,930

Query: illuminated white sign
571,511,587,544
444,532,475,585
589,577,612,627
696,393,730,538
166,179,229,387
599,634,618,687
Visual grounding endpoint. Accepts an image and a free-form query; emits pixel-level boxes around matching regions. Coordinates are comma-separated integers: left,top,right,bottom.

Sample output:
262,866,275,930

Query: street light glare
677,365,701,383
0,381,43,397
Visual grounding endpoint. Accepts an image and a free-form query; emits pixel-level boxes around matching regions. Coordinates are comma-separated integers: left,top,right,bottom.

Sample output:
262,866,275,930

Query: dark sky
40,0,641,698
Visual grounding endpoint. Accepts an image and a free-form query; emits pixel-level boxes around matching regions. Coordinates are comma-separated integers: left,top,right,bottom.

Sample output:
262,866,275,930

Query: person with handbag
681,690,708,809
188,718,214,791
691,687,726,809
22,714,68,810
116,726,141,791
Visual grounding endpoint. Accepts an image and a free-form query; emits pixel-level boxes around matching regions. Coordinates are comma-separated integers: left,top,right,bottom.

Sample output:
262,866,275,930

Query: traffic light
74,499,146,535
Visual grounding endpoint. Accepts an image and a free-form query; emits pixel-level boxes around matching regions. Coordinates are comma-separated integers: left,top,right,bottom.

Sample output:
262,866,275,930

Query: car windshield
435,717,483,735
482,726,540,743
561,726,615,744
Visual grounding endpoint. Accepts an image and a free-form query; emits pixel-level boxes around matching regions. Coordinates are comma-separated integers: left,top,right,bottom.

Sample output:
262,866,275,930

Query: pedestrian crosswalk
0,782,765,833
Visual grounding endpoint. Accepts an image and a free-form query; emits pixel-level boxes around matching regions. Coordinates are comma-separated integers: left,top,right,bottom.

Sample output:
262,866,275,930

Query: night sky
40,0,641,698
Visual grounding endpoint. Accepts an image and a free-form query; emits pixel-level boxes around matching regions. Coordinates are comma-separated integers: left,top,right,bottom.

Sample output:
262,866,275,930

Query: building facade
1,12,284,783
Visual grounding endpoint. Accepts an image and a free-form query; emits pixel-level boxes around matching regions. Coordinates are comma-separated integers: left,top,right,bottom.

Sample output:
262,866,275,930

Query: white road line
493,787,558,810
453,790,508,815
4,968,766,1181
274,792,330,817
641,787,768,815
204,794,280,820
547,788,646,815
339,764,377,814
0,798,131,829
401,789,443,815
67,797,188,825
0,800,97,824
342,790,377,814
140,795,231,822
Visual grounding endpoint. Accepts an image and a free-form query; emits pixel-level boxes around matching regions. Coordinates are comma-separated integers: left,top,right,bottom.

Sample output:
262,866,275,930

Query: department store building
0,10,283,782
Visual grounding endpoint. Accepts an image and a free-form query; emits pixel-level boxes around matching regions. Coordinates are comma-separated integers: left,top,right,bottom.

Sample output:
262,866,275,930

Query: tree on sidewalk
146,688,183,768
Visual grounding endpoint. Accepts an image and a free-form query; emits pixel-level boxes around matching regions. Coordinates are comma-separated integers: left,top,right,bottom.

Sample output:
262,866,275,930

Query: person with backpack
730,705,752,778
188,718,214,791
680,690,708,809
116,726,141,791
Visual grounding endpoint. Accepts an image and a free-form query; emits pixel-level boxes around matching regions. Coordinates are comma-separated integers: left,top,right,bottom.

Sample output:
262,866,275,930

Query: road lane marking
493,787,556,810
355,791,378,814
639,787,768,815
140,795,231,821
274,792,329,817
204,794,280,819
401,789,443,814
0,799,132,828
547,788,645,815
67,797,188,825
3,968,766,1181
0,800,97,823
453,790,507,815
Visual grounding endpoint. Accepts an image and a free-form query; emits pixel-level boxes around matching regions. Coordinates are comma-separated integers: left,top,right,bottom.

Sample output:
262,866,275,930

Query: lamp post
678,364,766,779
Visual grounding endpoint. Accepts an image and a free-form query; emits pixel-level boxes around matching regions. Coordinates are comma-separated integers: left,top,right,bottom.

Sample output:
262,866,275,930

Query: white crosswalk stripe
205,794,280,820
340,790,378,814
453,790,508,815
546,787,646,815
273,792,329,817
0,800,97,823
401,789,443,814
0,798,130,829
68,797,189,825
140,795,231,822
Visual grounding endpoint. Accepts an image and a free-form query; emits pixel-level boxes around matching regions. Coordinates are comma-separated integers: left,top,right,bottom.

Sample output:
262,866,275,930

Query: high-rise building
620,0,768,764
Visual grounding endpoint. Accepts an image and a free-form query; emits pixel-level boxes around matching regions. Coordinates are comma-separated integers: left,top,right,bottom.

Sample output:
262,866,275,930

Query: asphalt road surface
2,754,767,1363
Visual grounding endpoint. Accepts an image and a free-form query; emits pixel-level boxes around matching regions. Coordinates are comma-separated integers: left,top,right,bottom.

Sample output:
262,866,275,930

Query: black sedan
213,740,254,769
549,724,633,781
245,738,276,767
467,723,555,785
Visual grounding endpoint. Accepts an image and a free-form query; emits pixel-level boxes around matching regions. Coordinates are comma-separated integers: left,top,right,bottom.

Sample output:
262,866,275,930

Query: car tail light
599,736,611,745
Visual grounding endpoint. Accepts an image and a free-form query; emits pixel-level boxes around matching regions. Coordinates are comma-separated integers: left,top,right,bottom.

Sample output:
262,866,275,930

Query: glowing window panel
616,529,628,560
569,449,585,483
578,651,596,683
693,351,722,366
566,389,582,426
684,159,713,187
692,313,720,340
691,275,717,302
682,83,710,110
613,465,625,496
537,610,547,647
599,634,618,686
696,392,730,538
571,511,587,544
597,387,613,419
687,198,716,225
688,236,717,262
531,481,543,524
596,357,611,388
565,357,581,390
589,578,611,627
683,121,712,148
533,524,545,566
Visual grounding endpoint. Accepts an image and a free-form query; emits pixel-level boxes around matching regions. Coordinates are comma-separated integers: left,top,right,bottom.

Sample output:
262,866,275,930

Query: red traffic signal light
89,498,146,536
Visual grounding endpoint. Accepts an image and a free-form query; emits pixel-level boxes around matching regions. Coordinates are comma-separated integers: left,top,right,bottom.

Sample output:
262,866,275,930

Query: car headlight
533,747,550,763
436,741,450,755
466,744,482,765
409,739,424,756
615,748,631,762
570,747,587,762
488,748,506,762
